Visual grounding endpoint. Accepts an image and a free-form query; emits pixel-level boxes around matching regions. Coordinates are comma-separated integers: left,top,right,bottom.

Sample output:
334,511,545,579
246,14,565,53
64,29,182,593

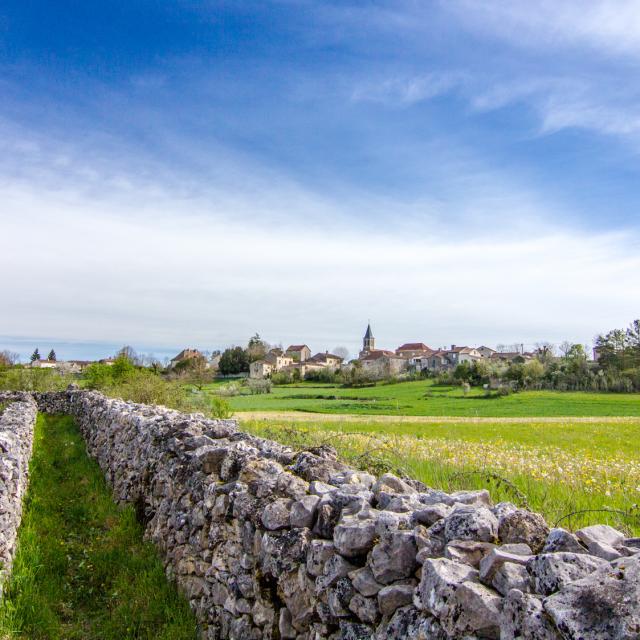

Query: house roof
361,349,399,361
171,348,203,362
396,343,432,352
310,352,344,363
286,345,310,352
477,345,496,353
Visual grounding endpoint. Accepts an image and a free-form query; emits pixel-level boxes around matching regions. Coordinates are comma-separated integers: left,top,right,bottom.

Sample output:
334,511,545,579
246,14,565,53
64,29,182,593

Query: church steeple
363,323,375,353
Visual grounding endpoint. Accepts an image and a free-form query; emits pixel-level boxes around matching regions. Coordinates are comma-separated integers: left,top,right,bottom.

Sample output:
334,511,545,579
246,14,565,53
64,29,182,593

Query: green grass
0,414,198,640
202,379,640,417
242,416,640,535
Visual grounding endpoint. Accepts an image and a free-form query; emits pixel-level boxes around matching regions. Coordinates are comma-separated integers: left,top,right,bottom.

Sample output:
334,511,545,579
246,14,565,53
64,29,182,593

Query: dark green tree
247,333,268,362
218,347,250,375
47,349,57,362
30,348,40,362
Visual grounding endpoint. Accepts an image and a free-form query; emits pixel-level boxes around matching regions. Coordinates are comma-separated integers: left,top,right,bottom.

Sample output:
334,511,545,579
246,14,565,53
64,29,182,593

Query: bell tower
362,323,375,354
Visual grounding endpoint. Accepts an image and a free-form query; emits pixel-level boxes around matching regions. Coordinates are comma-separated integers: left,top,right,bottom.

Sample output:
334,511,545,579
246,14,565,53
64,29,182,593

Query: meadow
203,378,640,534
204,379,640,417
241,414,640,535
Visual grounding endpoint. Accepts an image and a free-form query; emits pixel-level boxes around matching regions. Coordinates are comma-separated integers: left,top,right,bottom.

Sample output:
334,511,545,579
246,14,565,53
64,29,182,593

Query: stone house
285,345,311,362
309,352,344,370
360,350,407,378
476,346,497,359
170,348,206,369
249,351,294,379
29,359,57,369
395,343,434,359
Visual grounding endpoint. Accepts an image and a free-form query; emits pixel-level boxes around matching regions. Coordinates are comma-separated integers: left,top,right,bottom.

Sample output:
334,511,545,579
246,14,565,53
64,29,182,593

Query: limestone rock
334,510,379,558
528,552,609,595
445,539,496,568
443,581,502,639
498,509,550,553
443,506,499,543
370,531,418,584
290,494,320,529
377,584,415,617
544,556,640,639
261,498,293,530
543,528,587,554
418,557,478,617
501,589,562,640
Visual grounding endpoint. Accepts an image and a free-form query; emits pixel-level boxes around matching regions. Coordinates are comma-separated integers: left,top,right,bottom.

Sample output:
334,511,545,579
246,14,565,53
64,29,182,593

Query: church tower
362,323,375,355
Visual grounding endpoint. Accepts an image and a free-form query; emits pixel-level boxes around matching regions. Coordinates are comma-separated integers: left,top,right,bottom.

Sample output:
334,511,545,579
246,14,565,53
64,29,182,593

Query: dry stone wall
35,389,640,639
0,392,37,582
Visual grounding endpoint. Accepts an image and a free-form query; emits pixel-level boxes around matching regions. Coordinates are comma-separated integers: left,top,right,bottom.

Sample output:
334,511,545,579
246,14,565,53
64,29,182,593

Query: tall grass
243,419,640,535
0,414,198,640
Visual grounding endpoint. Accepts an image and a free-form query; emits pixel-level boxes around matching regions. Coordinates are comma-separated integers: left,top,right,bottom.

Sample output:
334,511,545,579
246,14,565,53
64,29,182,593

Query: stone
349,566,384,597
339,620,375,640
501,589,561,640
479,548,533,584
450,489,492,507
443,506,499,543
316,552,357,591
377,584,414,617
349,593,380,624
542,529,584,555
576,523,625,549
372,473,417,496
528,552,609,595
544,556,640,639
307,539,336,577
290,494,320,529
492,561,531,596
445,539,496,568
370,531,418,584
443,581,502,639
278,607,297,639
261,498,293,530
418,557,478,617
333,510,379,558
327,576,355,617
498,509,550,553
412,503,451,526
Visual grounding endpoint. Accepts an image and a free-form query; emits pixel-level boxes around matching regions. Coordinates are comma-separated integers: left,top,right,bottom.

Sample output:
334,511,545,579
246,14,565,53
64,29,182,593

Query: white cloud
351,72,461,106
2,153,639,356
445,1,640,60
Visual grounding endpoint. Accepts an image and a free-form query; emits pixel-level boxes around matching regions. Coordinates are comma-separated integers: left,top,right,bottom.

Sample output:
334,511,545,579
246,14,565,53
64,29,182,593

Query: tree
47,349,57,362
534,342,556,364
0,350,19,367
30,348,40,362
218,347,249,375
558,341,573,358
332,346,350,361
247,334,268,362
116,345,140,365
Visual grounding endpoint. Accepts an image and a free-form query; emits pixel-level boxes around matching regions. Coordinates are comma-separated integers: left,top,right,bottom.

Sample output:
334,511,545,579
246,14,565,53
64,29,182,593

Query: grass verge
0,414,198,640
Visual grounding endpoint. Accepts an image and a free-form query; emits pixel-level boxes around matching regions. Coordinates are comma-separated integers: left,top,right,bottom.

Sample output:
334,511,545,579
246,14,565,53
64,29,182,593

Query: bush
210,396,233,419
0,367,73,392
246,379,272,394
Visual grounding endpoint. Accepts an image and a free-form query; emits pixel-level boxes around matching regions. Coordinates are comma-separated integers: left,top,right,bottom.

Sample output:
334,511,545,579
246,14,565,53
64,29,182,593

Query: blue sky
1,1,640,361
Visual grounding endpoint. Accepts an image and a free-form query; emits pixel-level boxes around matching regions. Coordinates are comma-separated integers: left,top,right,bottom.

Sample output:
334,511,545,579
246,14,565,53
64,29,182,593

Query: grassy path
0,414,198,640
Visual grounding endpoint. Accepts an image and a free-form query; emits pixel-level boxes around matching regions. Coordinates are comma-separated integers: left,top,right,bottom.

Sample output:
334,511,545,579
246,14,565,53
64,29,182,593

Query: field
203,379,640,417
196,379,640,534
241,413,640,534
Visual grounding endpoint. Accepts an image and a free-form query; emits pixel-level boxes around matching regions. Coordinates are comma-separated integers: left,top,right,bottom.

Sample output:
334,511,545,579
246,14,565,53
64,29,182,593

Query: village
20,323,538,381
247,324,535,380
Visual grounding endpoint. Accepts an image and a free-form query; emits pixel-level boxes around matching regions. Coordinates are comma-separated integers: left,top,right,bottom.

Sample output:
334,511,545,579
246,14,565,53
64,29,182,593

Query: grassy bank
203,380,640,417
0,414,197,640
242,416,640,535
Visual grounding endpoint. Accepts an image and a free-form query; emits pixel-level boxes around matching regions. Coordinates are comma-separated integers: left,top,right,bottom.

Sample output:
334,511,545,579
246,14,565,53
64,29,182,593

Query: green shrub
210,396,233,419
